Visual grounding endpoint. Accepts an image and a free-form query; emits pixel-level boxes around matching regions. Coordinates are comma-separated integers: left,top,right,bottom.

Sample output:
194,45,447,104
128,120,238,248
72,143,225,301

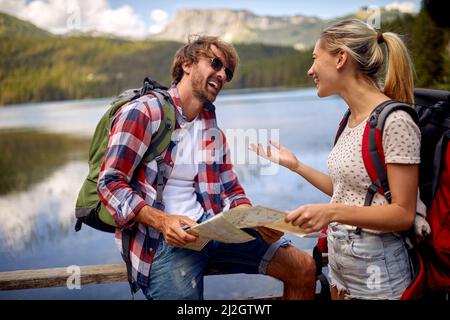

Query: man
97,36,316,300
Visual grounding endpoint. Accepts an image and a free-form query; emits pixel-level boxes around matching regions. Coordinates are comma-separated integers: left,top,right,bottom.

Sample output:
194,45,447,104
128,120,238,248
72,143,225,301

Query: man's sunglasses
209,57,233,82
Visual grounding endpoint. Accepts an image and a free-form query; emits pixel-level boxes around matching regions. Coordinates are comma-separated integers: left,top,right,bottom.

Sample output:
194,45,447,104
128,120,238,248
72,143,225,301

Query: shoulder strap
334,109,351,145
142,89,175,211
431,130,450,201
362,100,419,206
142,90,175,163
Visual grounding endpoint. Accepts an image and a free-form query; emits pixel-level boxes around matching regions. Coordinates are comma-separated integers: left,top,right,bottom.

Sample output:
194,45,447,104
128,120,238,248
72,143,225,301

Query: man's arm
97,97,200,246
97,98,161,227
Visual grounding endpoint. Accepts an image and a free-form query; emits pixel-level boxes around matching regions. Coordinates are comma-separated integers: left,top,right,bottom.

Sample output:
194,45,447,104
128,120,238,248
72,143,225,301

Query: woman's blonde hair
171,35,239,84
320,19,414,105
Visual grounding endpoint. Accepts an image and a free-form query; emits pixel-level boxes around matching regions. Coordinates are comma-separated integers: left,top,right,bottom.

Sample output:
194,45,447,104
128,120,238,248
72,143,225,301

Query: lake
0,88,347,299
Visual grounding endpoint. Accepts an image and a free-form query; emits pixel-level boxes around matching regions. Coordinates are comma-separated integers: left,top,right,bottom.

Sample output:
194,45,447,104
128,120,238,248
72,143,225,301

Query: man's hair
171,35,239,84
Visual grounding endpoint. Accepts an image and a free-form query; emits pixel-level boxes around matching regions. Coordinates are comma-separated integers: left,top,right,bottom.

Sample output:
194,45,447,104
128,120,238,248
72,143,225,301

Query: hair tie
377,31,384,44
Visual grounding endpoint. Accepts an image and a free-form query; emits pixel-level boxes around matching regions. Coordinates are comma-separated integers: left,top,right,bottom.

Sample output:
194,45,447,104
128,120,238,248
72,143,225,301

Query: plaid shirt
97,86,251,288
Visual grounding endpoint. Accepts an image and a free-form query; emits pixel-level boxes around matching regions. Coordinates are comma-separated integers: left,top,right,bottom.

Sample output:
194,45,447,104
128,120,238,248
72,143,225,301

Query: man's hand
254,227,284,243
160,214,199,247
135,206,198,247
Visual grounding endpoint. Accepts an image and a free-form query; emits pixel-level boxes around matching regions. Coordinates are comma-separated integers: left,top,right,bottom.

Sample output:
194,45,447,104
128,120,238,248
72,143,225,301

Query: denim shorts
140,212,291,300
327,224,412,300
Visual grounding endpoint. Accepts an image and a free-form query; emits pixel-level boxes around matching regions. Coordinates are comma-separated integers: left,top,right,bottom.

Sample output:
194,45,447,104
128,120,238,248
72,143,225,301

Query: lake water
0,88,347,299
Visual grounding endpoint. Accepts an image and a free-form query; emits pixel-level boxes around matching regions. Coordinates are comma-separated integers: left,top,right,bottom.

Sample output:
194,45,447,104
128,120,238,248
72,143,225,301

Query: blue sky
0,0,422,38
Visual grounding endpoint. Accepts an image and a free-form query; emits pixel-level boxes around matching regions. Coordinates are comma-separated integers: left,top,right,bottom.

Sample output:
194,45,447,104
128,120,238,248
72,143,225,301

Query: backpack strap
121,228,138,298
432,130,450,200
361,100,419,207
334,109,351,145
141,90,176,211
313,246,331,300
143,90,175,163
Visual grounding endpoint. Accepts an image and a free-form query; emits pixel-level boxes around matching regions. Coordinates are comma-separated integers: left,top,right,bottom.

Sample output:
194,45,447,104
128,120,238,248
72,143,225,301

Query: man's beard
191,71,216,103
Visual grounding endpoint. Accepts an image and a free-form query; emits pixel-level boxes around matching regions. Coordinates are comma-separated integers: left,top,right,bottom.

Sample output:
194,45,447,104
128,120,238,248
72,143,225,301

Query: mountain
152,9,323,49
0,11,51,38
152,8,410,49
0,12,311,106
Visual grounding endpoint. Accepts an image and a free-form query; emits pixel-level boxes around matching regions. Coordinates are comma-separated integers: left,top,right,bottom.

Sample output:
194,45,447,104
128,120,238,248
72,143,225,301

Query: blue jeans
327,224,412,299
140,213,290,300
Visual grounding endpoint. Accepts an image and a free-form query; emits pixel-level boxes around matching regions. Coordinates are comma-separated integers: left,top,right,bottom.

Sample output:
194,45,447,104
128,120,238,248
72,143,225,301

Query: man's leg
206,228,316,300
265,244,316,299
141,235,208,300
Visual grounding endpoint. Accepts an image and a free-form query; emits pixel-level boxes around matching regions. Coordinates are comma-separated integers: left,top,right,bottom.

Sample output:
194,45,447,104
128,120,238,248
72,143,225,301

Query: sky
0,0,422,38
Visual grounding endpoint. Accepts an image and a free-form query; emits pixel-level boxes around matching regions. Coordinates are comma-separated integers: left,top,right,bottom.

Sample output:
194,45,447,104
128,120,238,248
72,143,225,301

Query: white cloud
151,8,168,23
385,1,418,13
149,8,169,34
93,4,147,38
0,0,156,38
0,0,26,16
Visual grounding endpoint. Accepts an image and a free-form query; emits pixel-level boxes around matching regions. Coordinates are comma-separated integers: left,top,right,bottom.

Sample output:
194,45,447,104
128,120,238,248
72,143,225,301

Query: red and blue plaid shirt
97,85,251,288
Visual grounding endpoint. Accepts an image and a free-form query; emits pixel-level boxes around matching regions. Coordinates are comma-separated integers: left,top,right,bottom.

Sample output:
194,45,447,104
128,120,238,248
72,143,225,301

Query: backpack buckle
75,218,83,232
368,183,379,195
369,114,378,128
141,78,154,95
384,190,392,202
165,119,172,130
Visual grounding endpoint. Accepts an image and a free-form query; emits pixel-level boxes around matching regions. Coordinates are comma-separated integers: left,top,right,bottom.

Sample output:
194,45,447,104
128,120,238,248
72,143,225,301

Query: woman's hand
285,204,334,233
249,140,299,171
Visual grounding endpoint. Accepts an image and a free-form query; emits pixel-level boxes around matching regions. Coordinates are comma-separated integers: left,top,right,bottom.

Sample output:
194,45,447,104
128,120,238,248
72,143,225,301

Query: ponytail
382,32,415,105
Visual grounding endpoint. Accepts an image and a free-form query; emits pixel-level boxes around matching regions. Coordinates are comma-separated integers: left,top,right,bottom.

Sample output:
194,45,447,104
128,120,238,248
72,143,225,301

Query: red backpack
315,88,450,300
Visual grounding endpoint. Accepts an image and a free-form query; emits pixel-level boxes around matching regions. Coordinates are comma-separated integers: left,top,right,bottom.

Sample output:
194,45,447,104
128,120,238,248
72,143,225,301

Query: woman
251,19,420,299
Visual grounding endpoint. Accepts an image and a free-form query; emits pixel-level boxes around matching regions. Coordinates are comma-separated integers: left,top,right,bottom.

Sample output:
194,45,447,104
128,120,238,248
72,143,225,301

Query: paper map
183,205,326,251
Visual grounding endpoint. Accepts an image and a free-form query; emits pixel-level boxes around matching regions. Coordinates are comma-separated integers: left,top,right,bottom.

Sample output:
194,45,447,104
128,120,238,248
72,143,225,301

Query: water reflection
0,128,89,195
0,161,86,252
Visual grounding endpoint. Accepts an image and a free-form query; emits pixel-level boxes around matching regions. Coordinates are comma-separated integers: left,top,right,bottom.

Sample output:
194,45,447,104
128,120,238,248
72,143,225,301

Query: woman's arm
290,159,334,197
286,163,418,232
250,140,333,196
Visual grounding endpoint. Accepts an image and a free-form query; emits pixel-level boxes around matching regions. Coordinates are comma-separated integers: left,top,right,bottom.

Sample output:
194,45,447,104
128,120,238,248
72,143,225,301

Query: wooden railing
0,251,327,298
0,263,127,291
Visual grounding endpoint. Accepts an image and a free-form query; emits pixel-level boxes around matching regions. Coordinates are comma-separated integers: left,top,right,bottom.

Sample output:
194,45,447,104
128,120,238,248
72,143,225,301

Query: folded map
183,205,326,251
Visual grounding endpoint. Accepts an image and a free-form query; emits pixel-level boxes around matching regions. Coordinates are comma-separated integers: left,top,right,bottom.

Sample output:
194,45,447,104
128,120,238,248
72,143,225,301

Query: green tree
412,7,449,88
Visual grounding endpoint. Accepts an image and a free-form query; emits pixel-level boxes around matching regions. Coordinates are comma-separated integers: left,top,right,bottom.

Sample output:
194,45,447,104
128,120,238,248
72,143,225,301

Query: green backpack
74,78,175,233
